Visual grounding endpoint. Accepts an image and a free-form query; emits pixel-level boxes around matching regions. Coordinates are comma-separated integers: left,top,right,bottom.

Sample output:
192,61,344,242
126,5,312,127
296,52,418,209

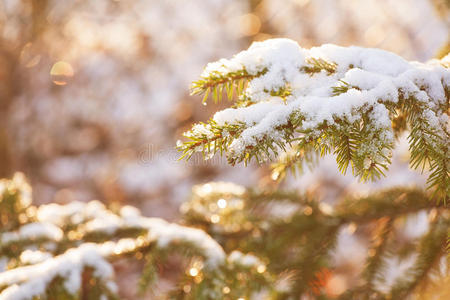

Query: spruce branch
270,138,319,181
301,57,338,75
363,218,394,291
388,214,448,299
177,120,246,161
0,175,234,300
180,39,449,199
331,80,360,96
190,68,266,104
181,182,446,298
335,188,445,223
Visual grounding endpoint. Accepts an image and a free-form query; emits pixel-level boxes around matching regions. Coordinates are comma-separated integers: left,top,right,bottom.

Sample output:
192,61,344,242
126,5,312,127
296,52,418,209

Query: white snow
37,200,226,267
1,223,63,245
19,250,52,265
120,213,226,267
228,250,262,268
214,97,284,127
37,201,102,226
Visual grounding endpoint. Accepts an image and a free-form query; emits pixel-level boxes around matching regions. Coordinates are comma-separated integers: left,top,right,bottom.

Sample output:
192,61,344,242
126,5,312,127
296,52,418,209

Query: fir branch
291,224,340,296
388,215,448,299
138,253,158,295
181,39,449,201
270,138,319,181
331,80,360,96
0,174,31,232
335,188,444,223
404,94,449,202
190,68,267,104
269,85,292,99
331,122,361,175
183,183,447,298
177,120,246,161
363,218,394,291
228,118,299,166
301,57,338,75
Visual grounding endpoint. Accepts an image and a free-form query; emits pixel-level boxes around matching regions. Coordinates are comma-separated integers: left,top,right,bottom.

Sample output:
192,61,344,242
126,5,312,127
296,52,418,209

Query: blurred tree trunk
0,41,18,177
0,0,48,177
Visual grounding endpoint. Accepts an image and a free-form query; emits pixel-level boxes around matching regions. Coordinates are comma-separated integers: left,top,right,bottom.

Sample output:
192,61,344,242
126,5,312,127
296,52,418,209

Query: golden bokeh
50,61,74,86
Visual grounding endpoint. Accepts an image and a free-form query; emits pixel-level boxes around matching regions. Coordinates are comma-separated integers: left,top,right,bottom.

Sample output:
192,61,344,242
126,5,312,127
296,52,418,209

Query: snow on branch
36,201,226,266
1,174,278,299
179,39,449,199
0,244,117,300
0,174,235,299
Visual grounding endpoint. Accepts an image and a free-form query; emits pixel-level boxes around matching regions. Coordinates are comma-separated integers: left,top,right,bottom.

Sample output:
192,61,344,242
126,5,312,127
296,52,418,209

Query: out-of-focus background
0,0,448,297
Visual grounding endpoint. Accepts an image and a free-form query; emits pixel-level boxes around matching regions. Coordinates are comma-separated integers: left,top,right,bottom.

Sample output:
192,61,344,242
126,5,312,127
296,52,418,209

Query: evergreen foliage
181,183,447,299
179,39,449,201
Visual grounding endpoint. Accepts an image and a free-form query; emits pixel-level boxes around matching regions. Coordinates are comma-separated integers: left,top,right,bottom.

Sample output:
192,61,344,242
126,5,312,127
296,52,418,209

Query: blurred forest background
0,0,448,298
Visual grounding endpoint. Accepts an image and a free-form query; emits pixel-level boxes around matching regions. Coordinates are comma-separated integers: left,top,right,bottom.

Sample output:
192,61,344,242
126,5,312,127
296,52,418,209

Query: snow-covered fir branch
0,174,273,299
179,39,449,199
